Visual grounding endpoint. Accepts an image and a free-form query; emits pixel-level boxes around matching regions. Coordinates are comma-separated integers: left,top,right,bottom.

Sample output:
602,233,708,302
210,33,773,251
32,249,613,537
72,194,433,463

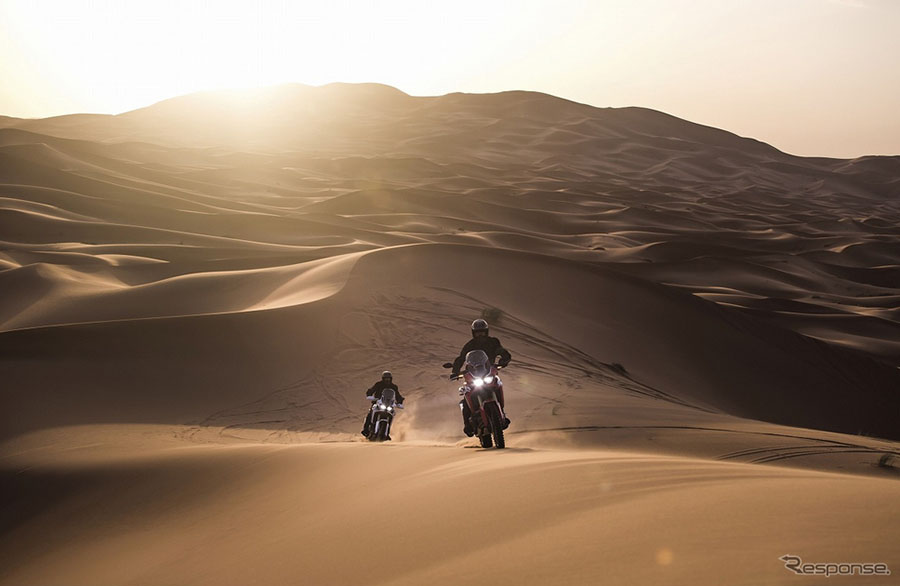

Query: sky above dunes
1,0,898,157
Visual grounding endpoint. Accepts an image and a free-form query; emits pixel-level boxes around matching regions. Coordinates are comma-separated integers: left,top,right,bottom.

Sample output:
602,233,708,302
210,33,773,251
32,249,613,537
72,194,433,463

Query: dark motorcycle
444,350,508,449
366,388,402,442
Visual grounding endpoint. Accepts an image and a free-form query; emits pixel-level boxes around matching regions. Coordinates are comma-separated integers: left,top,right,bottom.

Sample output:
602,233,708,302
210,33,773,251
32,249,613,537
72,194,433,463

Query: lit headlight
473,378,484,387
378,404,386,411
484,376,494,384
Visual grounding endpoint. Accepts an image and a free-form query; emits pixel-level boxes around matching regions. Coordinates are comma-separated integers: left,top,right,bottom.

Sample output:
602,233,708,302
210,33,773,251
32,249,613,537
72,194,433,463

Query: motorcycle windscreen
380,388,395,406
464,349,491,377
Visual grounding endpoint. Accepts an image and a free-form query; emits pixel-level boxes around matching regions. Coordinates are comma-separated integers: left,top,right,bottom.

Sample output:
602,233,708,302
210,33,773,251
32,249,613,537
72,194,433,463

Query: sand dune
2,84,899,585
3,428,899,586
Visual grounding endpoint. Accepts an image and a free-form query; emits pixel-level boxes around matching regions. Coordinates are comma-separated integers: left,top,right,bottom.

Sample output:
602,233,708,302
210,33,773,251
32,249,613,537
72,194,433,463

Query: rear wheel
486,403,505,449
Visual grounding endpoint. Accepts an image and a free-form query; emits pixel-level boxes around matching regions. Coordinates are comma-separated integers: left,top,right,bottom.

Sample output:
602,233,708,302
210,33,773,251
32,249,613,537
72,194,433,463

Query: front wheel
372,415,389,441
486,403,505,449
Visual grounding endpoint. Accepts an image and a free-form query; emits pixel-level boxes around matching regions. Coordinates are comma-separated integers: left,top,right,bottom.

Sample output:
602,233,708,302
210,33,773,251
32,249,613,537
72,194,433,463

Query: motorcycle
443,350,508,449
366,388,403,442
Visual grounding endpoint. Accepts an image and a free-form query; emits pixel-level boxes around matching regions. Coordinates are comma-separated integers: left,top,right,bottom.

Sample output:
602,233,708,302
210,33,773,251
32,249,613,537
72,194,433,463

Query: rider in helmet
451,319,511,436
361,370,404,437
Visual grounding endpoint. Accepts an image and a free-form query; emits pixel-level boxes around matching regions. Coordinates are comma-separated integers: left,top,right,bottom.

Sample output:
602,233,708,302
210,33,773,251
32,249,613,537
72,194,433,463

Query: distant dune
1,84,898,585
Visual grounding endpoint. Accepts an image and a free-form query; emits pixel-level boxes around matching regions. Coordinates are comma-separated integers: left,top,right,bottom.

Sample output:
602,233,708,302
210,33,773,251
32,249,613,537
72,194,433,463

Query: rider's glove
498,358,510,367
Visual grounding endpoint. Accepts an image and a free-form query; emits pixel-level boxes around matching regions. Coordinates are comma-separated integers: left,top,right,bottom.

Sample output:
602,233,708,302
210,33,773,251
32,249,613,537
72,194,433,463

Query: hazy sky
1,0,898,157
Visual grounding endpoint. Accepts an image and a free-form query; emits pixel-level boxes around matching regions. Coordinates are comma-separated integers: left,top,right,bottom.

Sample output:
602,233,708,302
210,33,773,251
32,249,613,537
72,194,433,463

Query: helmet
381,370,392,381
471,319,489,337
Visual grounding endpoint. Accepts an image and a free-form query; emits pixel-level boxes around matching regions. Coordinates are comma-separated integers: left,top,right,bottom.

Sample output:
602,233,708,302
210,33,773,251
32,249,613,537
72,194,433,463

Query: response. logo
780,555,891,577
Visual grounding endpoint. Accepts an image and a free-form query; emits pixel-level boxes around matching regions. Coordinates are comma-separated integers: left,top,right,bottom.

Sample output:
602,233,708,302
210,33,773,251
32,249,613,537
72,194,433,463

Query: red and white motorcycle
444,350,509,449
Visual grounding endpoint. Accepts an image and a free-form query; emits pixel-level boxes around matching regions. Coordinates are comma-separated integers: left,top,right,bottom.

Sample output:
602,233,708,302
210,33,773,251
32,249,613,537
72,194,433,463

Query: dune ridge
3,86,899,365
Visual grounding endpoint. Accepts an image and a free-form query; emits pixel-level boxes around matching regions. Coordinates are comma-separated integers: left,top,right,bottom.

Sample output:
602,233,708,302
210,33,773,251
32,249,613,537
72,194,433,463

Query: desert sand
1,83,898,585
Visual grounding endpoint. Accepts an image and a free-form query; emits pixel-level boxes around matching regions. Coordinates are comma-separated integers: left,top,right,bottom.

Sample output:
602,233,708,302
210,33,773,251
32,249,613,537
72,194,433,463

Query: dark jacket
367,380,404,404
452,336,511,375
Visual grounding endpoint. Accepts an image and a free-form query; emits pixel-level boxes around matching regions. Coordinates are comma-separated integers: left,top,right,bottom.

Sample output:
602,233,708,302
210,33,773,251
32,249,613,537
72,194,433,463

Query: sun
2,0,508,116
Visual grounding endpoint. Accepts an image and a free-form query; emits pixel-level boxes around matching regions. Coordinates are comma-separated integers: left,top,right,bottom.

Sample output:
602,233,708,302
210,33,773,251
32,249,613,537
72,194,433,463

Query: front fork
462,388,506,430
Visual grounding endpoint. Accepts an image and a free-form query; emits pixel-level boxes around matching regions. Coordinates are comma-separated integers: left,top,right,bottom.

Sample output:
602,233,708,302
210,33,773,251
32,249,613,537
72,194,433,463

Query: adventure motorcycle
366,388,402,442
444,350,508,449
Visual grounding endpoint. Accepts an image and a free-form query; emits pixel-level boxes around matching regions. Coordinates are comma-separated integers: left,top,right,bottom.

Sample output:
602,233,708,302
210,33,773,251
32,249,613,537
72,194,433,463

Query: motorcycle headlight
484,375,494,384
473,377,484,387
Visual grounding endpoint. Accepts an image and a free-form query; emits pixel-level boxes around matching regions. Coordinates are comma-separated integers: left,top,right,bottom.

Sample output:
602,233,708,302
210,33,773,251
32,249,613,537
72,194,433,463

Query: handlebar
447,364,506,381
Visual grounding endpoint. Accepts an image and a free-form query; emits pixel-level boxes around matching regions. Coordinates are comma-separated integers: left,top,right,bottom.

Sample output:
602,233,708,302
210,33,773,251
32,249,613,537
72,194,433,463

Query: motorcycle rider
451,319,511,436
361,370,404,437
